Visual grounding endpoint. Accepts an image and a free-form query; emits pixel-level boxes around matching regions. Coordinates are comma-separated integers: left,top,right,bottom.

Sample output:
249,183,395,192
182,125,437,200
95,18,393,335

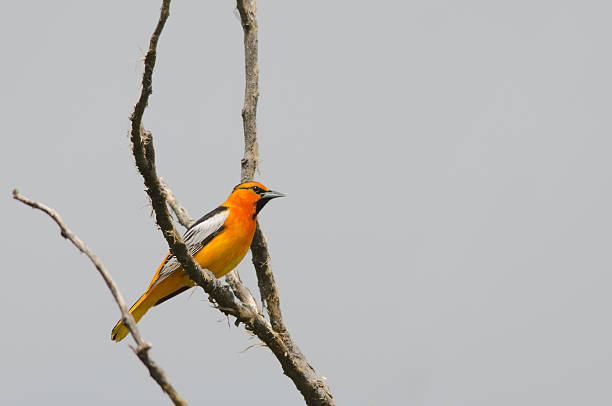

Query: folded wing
150,206,229,288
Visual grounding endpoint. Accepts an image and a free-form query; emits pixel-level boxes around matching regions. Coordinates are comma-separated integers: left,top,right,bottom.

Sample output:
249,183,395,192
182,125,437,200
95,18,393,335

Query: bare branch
12,189,188,406
137,129,338,405
235,0,285,335
236,1,335,404
127,0,335,403
135,132,251,321
128,0,242,317
225,271,259,313
130,1,170,137
152,207,316,405
160,178,194,228
237,0,260,183
250,224,285,331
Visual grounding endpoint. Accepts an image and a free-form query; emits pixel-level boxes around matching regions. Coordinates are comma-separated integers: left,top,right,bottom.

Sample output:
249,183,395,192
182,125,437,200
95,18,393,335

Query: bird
111,181,284,342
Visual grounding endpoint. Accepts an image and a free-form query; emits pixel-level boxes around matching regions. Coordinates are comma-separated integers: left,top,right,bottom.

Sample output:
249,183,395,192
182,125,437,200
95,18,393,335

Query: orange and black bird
111,181,284,342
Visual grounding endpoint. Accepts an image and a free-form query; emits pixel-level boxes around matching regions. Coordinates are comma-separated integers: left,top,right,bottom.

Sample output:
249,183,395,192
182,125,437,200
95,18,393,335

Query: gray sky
3,1,612,405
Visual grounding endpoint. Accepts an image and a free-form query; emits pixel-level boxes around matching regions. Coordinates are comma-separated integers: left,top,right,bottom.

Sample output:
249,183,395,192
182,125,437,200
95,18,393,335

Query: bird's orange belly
193,226,253,278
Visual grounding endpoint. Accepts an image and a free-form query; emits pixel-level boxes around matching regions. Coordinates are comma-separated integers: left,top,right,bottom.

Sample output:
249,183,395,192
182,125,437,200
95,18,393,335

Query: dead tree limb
236,0,285,334
12,189,188,406
236,1,335,404
237,0,260,183
128,0,235,311
127,0,335,404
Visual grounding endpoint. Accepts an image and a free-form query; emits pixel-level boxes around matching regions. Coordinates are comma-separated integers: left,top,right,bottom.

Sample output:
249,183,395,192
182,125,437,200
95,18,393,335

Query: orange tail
110,270,195,342
110,292,155,342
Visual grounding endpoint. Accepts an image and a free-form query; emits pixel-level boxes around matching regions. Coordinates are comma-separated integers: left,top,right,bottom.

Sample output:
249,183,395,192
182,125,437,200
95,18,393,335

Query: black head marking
250,185,265,194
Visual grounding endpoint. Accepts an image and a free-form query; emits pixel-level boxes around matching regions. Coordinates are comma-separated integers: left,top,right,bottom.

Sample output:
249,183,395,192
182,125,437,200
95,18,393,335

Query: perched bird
111,181,284,342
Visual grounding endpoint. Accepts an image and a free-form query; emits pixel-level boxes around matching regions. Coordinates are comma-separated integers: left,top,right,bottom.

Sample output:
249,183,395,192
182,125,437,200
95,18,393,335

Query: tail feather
111,293,153,342
110,270,196,342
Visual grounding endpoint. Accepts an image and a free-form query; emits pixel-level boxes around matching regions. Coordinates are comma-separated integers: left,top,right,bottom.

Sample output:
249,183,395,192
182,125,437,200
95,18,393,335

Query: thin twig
130,1,170,137
160,178,194,228
12,189,188,406
225,270,260,313
238,342,267,353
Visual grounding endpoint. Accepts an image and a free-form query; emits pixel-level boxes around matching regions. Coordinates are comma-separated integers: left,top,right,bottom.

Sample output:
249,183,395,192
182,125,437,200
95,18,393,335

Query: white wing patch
151,207,229,288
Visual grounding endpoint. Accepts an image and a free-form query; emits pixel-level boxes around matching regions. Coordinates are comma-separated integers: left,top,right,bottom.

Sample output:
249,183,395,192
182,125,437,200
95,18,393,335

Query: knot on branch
136,342,153,355
142,130,155,165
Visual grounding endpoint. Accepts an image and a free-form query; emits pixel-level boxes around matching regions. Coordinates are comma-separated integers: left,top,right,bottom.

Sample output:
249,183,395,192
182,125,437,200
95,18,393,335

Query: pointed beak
261,190,285,200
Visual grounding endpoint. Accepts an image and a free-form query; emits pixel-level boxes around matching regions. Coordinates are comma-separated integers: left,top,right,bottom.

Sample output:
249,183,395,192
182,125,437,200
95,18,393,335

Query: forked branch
128,0,335,404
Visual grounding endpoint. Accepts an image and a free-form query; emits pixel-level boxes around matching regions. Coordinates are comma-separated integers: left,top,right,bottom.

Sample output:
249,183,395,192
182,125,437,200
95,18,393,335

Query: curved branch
128,0,239,317
12,189,188,406
130,1,170,137
128,0,335,404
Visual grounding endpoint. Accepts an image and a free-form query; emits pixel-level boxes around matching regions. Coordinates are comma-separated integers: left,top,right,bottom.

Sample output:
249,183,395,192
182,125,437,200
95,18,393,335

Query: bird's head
225,181,285,217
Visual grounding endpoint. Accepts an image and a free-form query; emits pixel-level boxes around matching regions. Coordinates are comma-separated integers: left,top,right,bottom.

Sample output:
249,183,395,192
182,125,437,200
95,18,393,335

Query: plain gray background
3,1,611,405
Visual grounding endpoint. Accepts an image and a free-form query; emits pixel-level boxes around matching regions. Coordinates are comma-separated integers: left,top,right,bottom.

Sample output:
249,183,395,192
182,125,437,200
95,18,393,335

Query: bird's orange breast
193,207,256,278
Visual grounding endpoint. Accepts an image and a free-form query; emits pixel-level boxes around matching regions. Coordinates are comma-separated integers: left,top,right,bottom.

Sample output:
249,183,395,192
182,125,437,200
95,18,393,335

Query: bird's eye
250,186,262,193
